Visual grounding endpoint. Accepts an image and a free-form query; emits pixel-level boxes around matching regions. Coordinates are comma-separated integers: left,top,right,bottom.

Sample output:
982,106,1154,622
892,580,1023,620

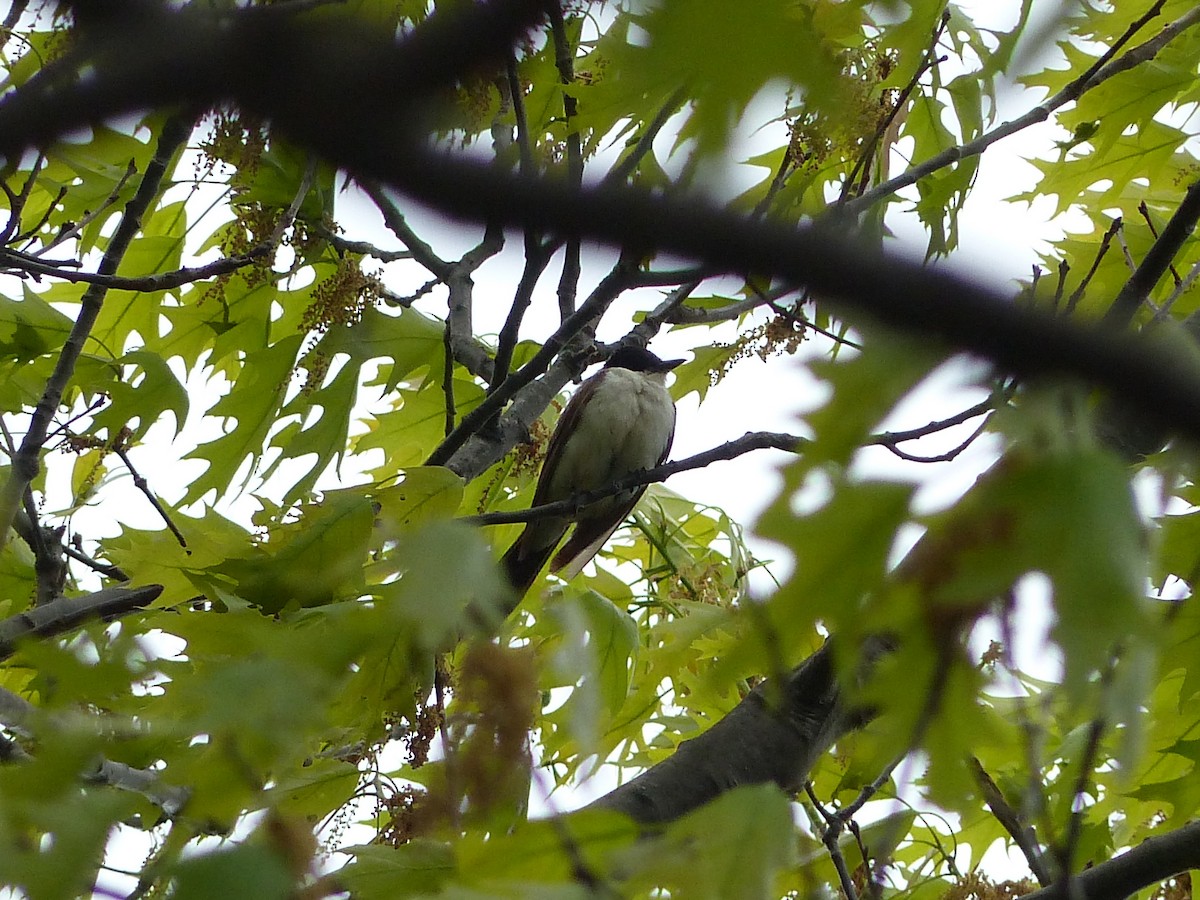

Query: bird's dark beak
655,357,686,373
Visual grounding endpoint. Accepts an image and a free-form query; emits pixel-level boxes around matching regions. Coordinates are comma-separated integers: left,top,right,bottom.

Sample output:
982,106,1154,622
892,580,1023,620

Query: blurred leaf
170,846,292,900
213,491,375,612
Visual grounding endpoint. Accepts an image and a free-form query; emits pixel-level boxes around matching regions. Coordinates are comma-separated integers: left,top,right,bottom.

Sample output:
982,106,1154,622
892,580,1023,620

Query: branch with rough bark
0,583,163,662
587,640,867,825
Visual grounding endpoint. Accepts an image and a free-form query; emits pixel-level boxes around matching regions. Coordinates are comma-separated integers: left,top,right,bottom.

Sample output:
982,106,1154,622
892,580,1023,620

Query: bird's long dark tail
499,532,557,612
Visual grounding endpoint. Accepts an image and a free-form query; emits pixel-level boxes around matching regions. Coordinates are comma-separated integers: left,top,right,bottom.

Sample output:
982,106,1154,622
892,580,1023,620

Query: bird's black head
604,345,686,373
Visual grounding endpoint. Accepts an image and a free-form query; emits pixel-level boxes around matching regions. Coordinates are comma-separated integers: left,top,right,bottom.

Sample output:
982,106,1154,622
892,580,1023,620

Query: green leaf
374,520,511,647
668,343,739,404
88,348,190,440
212,491,375,613
181,333,304,505
372,467,466,534
616,784,794,900
454,808,638,886
0,286,74,364
911,449,1147,695
170,846,293,900
338,841,455,899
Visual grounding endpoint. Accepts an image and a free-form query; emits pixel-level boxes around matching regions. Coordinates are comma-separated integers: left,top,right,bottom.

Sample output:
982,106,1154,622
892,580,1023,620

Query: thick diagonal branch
0,584,163,662
588,640,870,824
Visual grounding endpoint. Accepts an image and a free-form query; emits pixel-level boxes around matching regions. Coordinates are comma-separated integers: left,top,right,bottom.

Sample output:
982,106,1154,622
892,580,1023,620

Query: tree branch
463,430,805,527
0,683,189,818
1103,178,1200,327
587,639,869,824
1020,819,1200,900
0,584,164,662
10,3,1200,463
548,4,582,322
426,254,640,470
970,756,1053,886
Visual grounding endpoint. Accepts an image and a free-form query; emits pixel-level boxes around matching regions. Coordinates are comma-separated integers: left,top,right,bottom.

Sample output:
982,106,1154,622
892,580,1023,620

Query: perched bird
500,345,684,600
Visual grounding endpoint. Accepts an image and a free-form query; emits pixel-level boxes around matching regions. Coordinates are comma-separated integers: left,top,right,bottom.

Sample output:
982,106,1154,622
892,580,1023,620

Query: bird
500,344,684,601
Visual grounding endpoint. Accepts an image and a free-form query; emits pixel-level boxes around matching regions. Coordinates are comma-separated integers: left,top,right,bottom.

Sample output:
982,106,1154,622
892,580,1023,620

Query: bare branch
35,159,136,255
0,685,189,818
0,0,30,56
10,3,1199,462
62,541,129,582
549,4,582,322
588,640,865,824
970,756,1052,886
1104,178,1200,327
0,152,46,245
315,228,413,263
0,246,268,291
463,430,805,527
360,181,453,280
806,783,861,900
1021,819,1200,900
607,87,687,186
877,418,988,464
427,254,641,470
492,52,548,393
112,446,187,549
665,294,766,325
0,583,164,662
84,758,190,819
1064,217,1121,315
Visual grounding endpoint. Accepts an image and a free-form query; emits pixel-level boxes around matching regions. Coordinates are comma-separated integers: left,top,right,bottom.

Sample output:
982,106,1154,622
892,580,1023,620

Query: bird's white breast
547,367,675,498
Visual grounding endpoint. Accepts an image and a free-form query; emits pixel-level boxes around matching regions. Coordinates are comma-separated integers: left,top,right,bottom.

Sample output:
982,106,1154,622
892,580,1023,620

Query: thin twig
0,152,45,244
1156,257,1200,322
0,248,267,292
491,52,544,387
360,180,453,280
463,431,806,527
1138,200,1183,287
1064,217,1122,315
267,153,318,248
315,227,413,262
838,10,950,206
766,298,865,351
62,541,129,582
606,87,687,186
805,782,860,900
35,160,138,255
112,446,187,548
1055,664,1113,895
878,418,989,464
869,398,994,446
0,0,30,56
970,756,1053,886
